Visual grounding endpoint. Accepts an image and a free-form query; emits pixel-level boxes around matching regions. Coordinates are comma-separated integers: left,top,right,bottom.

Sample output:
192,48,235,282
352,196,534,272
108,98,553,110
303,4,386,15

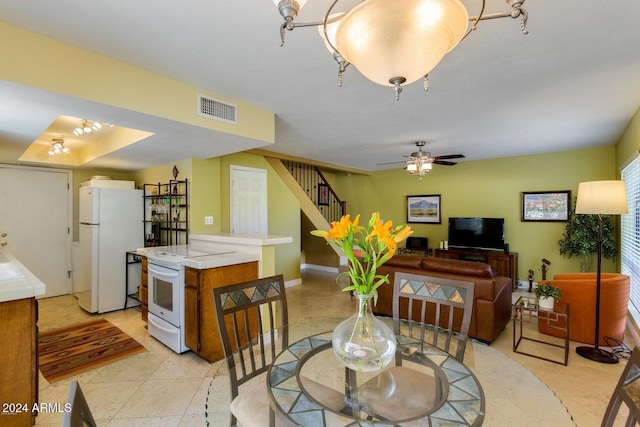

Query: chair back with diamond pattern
393,272,474,362
212,275,288,419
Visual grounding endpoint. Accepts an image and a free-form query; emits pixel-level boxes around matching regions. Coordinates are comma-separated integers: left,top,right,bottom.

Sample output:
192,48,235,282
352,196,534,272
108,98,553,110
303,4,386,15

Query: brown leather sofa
538,273,630,345
374,255,513,343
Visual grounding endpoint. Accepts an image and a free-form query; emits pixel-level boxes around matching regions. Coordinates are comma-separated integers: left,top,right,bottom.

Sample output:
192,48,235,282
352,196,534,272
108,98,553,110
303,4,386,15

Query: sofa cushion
422,257,494,278
383,256,424,269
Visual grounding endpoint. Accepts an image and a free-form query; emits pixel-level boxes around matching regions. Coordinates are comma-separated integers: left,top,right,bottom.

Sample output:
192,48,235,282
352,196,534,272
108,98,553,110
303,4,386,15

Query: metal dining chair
392,272,475,362
602,346,640,427
62,380,97,427
212,275,288,427
212,275,344,427
358,273,476,420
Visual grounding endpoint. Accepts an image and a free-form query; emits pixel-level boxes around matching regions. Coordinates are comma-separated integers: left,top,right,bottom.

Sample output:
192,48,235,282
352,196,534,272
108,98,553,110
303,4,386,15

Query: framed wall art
318,183,330,206
407,194,441,224
522,190,571,222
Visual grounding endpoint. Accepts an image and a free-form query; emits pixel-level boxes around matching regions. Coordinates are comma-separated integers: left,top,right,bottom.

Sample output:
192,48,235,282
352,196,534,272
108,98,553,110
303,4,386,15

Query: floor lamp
575,180,628,364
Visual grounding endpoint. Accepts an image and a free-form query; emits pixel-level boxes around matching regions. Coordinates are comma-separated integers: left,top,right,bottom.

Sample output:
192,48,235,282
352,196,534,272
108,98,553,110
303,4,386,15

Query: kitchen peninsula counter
134,246,260,270
182,234,292,361
0,249,44,426
0,249,46,302
182,251,259,270
190,232,293,247
189,233,293,277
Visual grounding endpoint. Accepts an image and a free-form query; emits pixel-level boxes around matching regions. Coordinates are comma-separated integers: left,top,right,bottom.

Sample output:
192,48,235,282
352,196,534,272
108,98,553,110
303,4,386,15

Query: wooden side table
513,296,570,366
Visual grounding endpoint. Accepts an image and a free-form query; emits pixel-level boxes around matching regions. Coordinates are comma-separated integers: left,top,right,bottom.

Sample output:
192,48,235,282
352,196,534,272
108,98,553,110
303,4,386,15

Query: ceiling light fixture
48,138,69,156
73,119,103,136
406,142,435,179
274,0,529,100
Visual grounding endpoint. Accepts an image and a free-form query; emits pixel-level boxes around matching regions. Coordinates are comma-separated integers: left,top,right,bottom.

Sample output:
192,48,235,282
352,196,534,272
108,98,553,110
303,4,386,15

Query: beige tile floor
34,269,634,426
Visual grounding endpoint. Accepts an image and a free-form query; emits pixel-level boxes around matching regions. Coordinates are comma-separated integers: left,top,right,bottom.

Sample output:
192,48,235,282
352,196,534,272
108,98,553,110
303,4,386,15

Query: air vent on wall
197,93,237,125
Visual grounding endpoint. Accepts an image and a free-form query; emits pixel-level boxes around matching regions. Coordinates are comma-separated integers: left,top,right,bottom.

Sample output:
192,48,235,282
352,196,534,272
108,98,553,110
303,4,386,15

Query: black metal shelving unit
125,250,143,310
142,179,189,247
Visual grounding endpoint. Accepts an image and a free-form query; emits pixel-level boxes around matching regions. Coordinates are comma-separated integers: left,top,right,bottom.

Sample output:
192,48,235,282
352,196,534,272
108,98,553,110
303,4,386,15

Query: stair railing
282,160,346,223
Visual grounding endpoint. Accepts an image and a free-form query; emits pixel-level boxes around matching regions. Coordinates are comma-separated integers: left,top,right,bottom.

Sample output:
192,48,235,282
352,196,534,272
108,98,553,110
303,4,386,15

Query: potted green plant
558,201,618,272
533,281,562,310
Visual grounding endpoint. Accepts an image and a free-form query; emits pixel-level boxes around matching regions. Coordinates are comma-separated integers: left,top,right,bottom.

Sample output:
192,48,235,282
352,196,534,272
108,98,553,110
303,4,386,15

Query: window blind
621,155,640,313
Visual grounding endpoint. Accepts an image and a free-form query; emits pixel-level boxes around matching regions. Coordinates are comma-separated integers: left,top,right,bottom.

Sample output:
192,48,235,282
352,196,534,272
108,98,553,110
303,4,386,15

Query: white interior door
230,165,267,235
0,165,71,297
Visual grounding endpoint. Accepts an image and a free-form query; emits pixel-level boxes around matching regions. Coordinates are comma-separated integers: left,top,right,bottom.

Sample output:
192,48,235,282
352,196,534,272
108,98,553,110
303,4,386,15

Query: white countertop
135,233,291,270
190,233,293,246
182,251,260,269
135,245,261,270
0,250,46,303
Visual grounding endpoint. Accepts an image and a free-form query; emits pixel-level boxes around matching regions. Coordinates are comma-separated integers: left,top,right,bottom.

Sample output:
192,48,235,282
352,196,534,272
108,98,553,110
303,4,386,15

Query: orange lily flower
394,225,414,243
367,212,398,256
311,212,411,299
325,214,361,241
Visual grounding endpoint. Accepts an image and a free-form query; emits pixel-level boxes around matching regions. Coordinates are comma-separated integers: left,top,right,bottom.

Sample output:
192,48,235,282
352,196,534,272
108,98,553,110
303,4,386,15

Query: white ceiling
0,0,639,172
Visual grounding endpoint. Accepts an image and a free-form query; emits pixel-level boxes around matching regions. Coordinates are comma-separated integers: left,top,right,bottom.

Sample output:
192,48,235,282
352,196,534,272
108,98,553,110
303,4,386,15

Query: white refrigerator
76,184,143,313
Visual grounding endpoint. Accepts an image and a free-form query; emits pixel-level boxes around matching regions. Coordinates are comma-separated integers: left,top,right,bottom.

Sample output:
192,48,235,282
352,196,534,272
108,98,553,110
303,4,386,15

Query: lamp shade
420,162,433,171
575,180,629,215
334,0,468,87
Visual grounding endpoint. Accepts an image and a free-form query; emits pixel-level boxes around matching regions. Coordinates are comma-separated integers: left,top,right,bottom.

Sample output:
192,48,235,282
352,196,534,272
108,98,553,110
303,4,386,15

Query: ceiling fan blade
376,161,408,165
434,154,465,160
433,160,458,166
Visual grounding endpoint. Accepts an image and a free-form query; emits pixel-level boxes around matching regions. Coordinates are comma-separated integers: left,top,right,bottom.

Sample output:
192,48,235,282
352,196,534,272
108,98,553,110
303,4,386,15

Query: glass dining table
266,317,485,427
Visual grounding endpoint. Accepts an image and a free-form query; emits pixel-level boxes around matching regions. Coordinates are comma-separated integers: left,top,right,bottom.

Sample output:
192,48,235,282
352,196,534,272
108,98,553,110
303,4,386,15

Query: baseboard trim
284,277,302,288
301,263,339,274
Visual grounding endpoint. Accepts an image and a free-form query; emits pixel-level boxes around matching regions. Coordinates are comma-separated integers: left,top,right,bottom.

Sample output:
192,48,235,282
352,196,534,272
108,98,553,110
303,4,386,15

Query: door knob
0,242,7,247
0,233,6,237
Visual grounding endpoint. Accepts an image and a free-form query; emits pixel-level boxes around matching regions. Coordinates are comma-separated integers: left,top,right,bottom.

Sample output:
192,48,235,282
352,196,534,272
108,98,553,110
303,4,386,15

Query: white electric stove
139,245,233,353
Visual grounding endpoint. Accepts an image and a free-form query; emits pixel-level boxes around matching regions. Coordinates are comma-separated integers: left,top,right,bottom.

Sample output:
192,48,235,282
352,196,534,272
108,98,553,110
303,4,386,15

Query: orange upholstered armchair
538,273,630,345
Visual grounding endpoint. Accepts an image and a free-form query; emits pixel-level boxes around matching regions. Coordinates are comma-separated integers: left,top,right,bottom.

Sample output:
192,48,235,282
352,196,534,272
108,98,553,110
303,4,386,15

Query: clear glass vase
332,292,397,371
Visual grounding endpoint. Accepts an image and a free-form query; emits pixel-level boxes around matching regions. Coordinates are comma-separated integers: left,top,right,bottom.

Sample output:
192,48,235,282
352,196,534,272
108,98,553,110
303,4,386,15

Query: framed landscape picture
522,190,571,222
407,194,441,224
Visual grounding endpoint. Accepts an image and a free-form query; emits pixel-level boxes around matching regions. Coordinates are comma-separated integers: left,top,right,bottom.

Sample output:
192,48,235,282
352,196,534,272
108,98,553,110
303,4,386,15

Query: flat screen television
448,217,505,251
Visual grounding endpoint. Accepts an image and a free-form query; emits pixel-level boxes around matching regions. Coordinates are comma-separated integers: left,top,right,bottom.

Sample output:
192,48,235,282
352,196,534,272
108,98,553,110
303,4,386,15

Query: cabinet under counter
0,297,38,427
184,261,259,362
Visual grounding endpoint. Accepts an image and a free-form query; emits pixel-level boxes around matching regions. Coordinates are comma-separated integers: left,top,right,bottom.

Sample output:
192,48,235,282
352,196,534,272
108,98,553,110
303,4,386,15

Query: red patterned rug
39,318,145,382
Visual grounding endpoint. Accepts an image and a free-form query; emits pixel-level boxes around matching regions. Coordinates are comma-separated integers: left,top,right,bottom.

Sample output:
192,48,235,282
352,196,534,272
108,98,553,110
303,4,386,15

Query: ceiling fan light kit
274,0,528,100
378,141,465,179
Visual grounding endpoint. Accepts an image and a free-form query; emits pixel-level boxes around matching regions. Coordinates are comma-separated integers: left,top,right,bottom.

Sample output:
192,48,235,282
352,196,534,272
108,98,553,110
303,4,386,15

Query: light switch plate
204,216,213,225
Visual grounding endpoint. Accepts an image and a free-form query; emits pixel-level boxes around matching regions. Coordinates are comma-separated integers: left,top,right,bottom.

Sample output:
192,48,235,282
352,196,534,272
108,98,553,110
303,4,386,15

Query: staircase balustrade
282,160,346,223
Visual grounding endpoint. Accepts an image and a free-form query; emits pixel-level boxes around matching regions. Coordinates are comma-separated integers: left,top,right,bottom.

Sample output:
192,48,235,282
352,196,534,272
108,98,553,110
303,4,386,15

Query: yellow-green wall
190,158,222,234
333,145,619,283
216,152,301,281
616,106,640,170
301,213,339,267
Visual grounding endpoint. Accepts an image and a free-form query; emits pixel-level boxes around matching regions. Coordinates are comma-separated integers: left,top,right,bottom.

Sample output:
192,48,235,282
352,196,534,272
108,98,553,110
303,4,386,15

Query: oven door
147,262,182,327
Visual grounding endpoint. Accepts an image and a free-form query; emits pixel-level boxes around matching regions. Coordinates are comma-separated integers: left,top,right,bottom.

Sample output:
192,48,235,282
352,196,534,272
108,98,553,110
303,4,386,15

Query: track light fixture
48,138,69,156
73,119,103,136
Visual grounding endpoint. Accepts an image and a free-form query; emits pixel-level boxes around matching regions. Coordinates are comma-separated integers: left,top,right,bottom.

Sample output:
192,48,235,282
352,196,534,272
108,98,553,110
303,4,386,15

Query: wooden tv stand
434,248,518,289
